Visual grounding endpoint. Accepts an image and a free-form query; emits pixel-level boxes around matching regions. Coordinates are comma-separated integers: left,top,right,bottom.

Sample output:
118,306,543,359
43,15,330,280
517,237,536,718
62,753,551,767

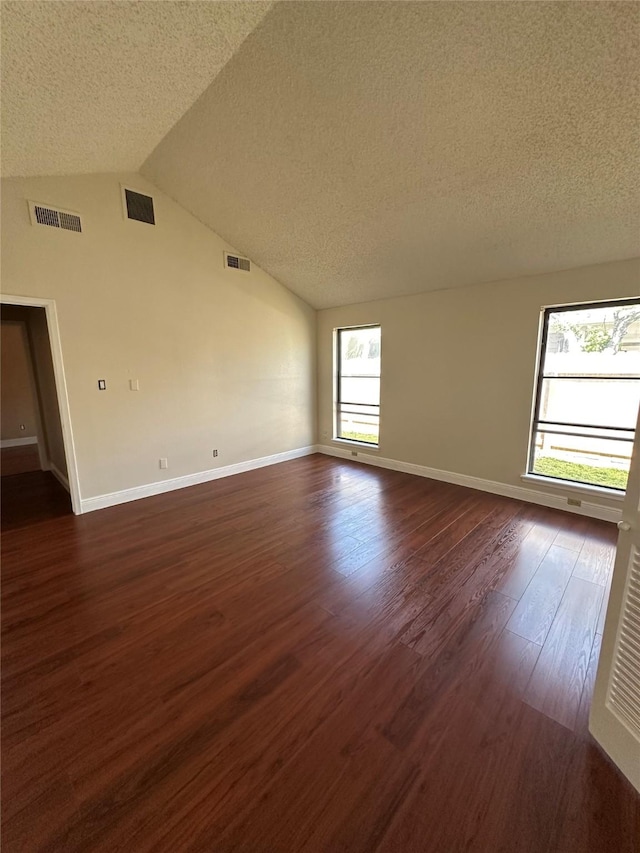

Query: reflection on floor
1,454,638,851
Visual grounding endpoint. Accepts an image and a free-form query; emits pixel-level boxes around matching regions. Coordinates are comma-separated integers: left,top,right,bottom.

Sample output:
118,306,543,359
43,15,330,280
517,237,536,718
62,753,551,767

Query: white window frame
334,324,381,448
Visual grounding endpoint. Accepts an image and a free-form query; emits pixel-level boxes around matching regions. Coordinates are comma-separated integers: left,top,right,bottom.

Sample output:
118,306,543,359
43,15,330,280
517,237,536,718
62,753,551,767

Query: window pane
336,325,381,445
337,411,379,444
340,376,380,406
340,327,381,376
544,304,640,376
530,299,640,490
531,430,631,490
539,377,640,429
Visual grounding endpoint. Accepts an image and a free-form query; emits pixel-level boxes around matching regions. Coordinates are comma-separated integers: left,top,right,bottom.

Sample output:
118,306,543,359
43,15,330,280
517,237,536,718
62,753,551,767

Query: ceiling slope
1,0,272,176
142,1,640,308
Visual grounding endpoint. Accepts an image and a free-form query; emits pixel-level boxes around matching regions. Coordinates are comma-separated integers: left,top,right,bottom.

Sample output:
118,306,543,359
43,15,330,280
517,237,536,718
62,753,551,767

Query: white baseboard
1,436,37,448
80,445,318,514
49,462,70,492
318,444,622,524
78,441,623,523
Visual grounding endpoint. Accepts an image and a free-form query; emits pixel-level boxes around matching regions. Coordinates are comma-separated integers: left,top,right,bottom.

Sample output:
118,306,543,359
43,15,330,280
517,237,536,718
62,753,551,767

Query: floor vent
29,201,82,233
225,252,251,272
123,188,155,225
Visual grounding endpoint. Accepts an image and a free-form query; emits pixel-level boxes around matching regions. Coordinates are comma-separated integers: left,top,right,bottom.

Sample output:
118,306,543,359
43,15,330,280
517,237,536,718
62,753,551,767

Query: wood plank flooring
1,444,41,477
1,455,638,851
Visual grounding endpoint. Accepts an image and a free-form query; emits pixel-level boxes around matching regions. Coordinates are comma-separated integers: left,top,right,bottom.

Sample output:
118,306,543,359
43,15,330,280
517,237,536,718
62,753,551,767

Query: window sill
520,473,625,502
331,437,380,452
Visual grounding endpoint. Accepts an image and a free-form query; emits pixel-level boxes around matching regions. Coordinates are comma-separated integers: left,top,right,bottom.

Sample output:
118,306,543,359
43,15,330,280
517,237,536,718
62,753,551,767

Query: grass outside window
533,456,628,490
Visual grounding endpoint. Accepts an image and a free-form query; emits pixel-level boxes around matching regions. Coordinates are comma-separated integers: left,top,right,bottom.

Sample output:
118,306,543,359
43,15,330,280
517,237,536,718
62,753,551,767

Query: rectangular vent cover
124,188,155,225
29,201,82,233
225,252,251,272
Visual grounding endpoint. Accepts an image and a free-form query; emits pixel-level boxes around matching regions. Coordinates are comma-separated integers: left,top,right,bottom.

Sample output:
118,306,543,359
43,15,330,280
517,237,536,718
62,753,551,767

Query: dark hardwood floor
1,444,41,477
1,455,638,851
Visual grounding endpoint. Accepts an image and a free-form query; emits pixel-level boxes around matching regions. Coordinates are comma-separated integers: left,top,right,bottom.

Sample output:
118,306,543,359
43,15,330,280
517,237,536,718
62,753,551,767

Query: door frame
1,293,81,514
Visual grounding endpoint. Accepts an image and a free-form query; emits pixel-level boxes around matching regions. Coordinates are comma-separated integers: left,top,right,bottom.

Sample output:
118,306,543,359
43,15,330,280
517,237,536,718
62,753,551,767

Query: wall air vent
123,187,155,225
224,251,251,272
28,201,82,233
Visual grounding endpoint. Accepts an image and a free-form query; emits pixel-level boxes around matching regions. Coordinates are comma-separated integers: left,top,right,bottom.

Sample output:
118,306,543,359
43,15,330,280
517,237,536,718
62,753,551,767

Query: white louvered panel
608,546,640,736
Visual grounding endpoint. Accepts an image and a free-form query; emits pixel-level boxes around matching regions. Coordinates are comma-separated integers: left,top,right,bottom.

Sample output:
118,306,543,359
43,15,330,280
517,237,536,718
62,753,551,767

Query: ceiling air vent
28,201,82,233
123,188,155,225
224,251,251,272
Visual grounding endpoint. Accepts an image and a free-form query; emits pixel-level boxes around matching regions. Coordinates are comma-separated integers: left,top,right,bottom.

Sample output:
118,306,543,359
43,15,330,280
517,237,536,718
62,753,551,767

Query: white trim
318,444,622,523
49,462,70,492
1,436,37,448
1,293,82,514
520,473,624,502
80,445,317,513
331,437,380,452
525,306,546,475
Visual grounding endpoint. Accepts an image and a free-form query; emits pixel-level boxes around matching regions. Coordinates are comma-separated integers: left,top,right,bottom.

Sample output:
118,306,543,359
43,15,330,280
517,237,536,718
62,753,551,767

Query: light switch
98,379,106,390
129,379,139,391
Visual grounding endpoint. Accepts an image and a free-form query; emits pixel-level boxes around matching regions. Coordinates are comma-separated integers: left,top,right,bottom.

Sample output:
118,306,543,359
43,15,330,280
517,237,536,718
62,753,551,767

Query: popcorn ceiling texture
1,0,272,176
142,1,640,308
3,2,639,309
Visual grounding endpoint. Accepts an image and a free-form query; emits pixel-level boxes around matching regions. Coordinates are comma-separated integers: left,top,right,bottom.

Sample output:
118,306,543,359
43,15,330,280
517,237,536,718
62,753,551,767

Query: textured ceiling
142,1,640,308
1,0,272,176
2,2,639,309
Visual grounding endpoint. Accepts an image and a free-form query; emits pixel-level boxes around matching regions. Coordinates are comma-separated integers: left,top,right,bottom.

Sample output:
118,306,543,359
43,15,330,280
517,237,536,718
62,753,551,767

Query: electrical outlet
212,449,219,457
567,497,582,507
159,458,168,470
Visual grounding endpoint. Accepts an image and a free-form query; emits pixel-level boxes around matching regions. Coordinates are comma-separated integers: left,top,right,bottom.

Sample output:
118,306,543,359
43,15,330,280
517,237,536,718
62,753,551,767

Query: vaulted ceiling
1,1,272,175
3,1,639,309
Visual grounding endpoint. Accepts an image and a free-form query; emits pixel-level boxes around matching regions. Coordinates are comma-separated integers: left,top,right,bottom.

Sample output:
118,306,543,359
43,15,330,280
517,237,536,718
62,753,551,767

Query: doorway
0,296,81,516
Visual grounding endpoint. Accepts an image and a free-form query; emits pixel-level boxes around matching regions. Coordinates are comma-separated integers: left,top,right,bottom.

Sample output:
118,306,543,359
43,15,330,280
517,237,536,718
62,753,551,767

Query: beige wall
29,307,68,476
1,319,38,440
317,258,640,511
1,174,316,500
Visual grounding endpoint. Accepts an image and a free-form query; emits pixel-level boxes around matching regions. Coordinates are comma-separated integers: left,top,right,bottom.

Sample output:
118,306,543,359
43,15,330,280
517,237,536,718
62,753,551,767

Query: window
335,325,381,445
529,299,640,491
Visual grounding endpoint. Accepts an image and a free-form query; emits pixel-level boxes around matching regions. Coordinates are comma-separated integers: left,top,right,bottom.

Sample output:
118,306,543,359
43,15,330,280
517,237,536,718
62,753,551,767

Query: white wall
1,174,316,502
317,258,640,514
